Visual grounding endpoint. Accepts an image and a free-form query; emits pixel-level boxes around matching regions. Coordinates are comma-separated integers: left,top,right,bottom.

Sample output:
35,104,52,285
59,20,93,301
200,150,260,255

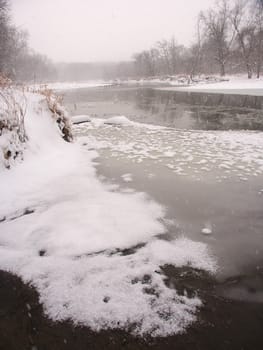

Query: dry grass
34,87,73,142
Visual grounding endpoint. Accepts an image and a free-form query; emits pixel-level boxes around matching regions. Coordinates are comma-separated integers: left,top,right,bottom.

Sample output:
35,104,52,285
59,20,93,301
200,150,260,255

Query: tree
200,0,235,76
157,39,171,75
133,50,156,77
230,0,256,78
252,0,263,77
0,0,57,82
0,0,11,74
188,15,205,79
168,37,185,75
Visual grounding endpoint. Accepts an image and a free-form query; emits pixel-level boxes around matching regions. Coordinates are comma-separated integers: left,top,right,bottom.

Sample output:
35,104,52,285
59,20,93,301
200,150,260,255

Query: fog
11,0,213,62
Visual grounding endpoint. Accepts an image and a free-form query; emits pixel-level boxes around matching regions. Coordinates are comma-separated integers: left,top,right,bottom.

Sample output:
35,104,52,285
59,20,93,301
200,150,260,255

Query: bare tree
133,50,155,77
168,37,185,75
252,0,263,77
200,0,235,76
0,0,11,74
188,14,205,79
157,39,171,75
230,0,256,78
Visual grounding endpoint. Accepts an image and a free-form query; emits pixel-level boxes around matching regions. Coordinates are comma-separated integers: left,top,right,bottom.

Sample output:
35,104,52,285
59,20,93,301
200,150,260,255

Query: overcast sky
11,0,213,63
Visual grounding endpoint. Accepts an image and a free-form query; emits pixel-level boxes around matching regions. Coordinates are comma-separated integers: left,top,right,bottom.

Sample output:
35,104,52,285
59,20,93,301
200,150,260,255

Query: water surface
62,86,263,303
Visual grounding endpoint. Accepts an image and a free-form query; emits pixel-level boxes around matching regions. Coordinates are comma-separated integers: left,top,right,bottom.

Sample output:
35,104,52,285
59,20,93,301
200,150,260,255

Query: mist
11,0,213,62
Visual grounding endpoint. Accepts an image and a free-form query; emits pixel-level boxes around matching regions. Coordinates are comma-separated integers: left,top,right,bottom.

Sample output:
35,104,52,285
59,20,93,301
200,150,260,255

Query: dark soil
1,269,263,350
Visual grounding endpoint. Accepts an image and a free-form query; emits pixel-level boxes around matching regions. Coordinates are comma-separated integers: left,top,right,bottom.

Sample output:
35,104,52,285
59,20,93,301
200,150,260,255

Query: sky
11,0,214,63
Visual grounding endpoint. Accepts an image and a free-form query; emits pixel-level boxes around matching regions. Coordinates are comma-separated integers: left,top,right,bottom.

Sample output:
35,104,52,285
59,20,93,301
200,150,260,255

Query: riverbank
1,268,263,350
157,76,263,96
1,86,263,348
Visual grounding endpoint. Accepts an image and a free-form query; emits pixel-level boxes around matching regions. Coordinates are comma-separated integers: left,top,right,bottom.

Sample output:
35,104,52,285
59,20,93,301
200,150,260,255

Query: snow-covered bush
0,83,73,170
37,88,73,142
0,87,27,169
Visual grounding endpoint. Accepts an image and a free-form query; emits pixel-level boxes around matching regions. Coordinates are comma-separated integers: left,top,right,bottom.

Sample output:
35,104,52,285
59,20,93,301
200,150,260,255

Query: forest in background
0,0,262,82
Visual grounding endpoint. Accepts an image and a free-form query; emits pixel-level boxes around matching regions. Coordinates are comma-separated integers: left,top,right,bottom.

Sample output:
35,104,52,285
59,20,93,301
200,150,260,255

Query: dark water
62,86,263,130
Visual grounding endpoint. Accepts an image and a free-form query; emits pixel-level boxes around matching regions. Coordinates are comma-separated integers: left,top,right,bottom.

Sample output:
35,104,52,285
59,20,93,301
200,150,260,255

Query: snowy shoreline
157,77,263,96
31,76,263,97
0,89,217,336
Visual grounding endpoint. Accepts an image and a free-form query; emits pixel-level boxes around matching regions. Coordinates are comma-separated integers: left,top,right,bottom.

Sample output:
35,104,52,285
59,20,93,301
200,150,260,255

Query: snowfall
0,90,217,337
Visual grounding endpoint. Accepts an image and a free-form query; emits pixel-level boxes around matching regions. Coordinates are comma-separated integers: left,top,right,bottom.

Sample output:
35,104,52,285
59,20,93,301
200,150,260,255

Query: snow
121,173,133,182
71,115,91,124
158,76,263,96
104,116,134,126
0,237,216,337
31,81,113,91
201,228,212,235
0,89,27,169
74,117,263,182
0,90,217,336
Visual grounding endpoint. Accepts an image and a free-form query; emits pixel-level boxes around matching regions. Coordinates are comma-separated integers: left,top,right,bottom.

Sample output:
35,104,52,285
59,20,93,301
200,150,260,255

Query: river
61,85,263,304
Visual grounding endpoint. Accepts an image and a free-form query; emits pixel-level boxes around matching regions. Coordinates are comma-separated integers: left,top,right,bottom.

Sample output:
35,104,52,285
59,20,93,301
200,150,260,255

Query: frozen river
62,85,263,303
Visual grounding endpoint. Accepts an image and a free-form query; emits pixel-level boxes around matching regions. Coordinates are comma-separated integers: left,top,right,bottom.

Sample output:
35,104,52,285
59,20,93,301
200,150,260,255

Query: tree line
133,0,263,79
0,0,56,82
0,0,262,82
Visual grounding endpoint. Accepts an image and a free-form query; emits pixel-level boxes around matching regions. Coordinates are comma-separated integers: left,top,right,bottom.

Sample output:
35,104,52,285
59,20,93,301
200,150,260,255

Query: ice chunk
104,116,133,126
71,115,91,124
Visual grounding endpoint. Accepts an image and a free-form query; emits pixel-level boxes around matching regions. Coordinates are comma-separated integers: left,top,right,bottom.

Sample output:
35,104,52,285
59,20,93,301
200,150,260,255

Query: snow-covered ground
0,91,217,336
31,75,263,96
74,116,263,182
31,81,113,91
159,76,263,96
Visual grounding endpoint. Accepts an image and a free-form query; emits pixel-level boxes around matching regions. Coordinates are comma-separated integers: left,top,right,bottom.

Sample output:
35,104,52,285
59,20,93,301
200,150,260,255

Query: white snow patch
104,116,134,126
201,228,212,235
31,81,112,91
121,173,133,182
0,237,216,337
71,115,91,124
158,76,263,96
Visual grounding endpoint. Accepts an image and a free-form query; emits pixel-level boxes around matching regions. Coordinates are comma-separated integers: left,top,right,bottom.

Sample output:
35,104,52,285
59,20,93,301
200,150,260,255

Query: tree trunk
257,61,261,78
256,35,262,78
220,62,225,76
247,62,253,79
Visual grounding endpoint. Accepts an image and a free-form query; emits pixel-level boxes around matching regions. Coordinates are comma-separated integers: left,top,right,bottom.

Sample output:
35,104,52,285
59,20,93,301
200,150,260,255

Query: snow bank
32,81,112,91
104,115,134,126
0,91,217,336
0,88,73,171
159,76,263,96
71,115,91,124
115,75,225,87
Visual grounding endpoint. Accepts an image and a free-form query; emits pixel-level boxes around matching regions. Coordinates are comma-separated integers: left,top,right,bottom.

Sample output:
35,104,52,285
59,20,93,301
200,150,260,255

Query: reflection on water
62,86,263,130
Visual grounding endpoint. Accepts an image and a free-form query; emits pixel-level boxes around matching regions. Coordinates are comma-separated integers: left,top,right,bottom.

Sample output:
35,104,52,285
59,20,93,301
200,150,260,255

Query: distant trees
133,37,188,78
133,0,263,79
0,0,14,74
2,0,261,82
0,0,56,82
